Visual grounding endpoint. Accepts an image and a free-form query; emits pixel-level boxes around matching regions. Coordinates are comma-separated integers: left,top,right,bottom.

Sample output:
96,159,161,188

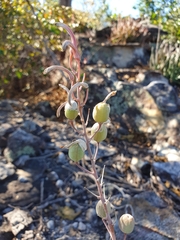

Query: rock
46,220,55,230
16,118,23,124
56,152,67,164
4,128,45,162
136,71,169,86
0,162,15,180
20,230,34,239
145,81,178,112
109,82,164,133
78,221,86,231
72,179,83,188
114,196,180,239
134,191,167,208
157,147,180,162
0,180,39,210
72,222,78,229
21,120,51,142
167,118,179,129
15,155,30,167
0,123,15,148
48,171,59,181
153,161,180,186
34,101,55,118
56,179,64,188
85,142,117,160
4,208,33,236
0,100,13,112
85,208,97,222
20,157,46,181
17,169,32,183
81,41,150,68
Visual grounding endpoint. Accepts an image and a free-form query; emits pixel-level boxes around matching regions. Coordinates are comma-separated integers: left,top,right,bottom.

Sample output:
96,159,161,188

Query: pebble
56,179,64,188
78,221,86,231
23,230,34,239
57,152,67,164
72,221,78,229
16,118,24,124
167,118,179,128
85,208,96,222
46,220,55,230
72,179,83,188
158,147,180,162
0,162,15,180
49,171,59,181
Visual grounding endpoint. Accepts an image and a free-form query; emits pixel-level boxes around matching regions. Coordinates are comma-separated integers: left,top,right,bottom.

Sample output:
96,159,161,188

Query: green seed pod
92,102,110,123
91,123,107,142
119,214,135,234
68,143,84,162
68,139,86,162
64,100,78,120
96,200,111,219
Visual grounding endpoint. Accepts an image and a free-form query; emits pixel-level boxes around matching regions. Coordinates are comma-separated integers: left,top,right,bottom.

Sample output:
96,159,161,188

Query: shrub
150,39,180,85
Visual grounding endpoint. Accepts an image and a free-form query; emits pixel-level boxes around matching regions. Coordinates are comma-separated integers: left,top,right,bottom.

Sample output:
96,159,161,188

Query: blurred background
1,0,180,100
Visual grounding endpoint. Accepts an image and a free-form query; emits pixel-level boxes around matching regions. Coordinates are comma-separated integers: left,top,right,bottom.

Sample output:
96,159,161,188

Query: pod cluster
91,102,110,143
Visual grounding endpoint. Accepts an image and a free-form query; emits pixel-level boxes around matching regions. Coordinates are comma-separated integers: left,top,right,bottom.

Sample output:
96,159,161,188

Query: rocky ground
1,40,180,239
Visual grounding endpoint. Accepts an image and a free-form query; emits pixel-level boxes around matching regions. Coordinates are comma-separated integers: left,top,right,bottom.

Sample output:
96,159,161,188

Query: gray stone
57,152,67,164
85,142,117,160
109,82,164,133
56,179,64,188
153,161,180,186
85,208,97,222
114,197,180,239
72,221,78,229
0,123,15,148
15,155,30,167
145,81,178,112
4,128,45,162
136,71,169,86
81,42,150,68
0,100,13,112
17,169,32,183
21,120,51,142
0,162,15,180
34,101,55,118
0,180,39,210
78,221,86,231
134,191,167,208
158,147,180,162
167,118,179,129
72,179,83,188
49,171,59,181
4,208,33,236
46,220,55,230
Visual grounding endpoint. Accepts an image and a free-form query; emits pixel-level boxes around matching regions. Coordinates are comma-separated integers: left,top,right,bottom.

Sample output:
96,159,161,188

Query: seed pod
92,102,110,123
64,100,78,120
119,214,135,234
68,139,86,162
96,200,111,219
68,143,84,162
91,123,107,142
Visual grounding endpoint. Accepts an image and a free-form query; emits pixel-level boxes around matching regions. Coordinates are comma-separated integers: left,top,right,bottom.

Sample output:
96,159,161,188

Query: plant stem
77,96,116,240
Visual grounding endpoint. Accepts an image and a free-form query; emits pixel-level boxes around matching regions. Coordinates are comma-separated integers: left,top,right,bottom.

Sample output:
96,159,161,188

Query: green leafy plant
150,39,180,84
136,0,180,40
43,22,135,240
0,0,91,96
